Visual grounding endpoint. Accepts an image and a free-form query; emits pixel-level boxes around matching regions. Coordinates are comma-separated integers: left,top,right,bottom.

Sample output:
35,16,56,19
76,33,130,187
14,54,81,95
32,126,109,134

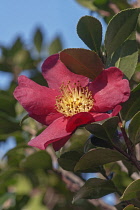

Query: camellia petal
14,75,59,117
17,75,41,88
66,105,121,132
14,54,130,151
28,116,72,150
42,54,89,90
89,67,130,112
90,105,122,122
52,136,71,151
29,112,63,126
66,112,94,132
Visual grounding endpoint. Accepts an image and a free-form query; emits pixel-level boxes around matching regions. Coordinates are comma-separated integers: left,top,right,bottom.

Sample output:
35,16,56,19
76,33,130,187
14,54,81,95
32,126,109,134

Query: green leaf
10,37,24,55
132,83,140,93
75,0,96,11
0,169,18,192
94,0,130,11
62,128,90,154
49,36,63,55
0,62,12,72
121,87,140,121
123,204,140,210
128,111,140,145
121,179,140,201
0,90,16,117
3,144,29,160
23,193,46,210
84,135,113,153
59,48,104,79
3,144,30,167
77,16,102,53
0,112,21,135
33,28,43,53
85,116,119,142
112,164,133,193
122,160,138,176
58,151,83,171
21,151,52,171
72,178,116,203
20,113,29,125
105,8,140,56
13,49,35,70
74,148,126,172
110,32,138,79
0,193,15,207
14,195,30,209
60,146,107,174
135,63,140,72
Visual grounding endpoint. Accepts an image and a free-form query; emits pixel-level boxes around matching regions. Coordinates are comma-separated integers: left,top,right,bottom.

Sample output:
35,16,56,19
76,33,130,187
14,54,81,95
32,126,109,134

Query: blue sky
0,0,106,48
0,0,106,90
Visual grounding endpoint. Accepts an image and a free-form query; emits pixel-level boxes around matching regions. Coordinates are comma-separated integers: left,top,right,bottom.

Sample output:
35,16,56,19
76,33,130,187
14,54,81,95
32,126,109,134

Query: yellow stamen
55,81,94,117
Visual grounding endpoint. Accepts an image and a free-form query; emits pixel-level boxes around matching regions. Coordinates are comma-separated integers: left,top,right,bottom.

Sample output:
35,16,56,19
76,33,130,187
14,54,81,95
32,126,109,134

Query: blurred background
0,0,140,209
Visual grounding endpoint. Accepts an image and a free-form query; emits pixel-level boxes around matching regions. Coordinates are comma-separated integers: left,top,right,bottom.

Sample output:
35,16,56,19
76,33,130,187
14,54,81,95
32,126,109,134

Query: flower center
55,81,94,117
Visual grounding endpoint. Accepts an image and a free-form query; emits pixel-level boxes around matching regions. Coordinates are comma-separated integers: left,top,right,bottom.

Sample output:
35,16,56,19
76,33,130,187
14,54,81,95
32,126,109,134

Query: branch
47,146,116,209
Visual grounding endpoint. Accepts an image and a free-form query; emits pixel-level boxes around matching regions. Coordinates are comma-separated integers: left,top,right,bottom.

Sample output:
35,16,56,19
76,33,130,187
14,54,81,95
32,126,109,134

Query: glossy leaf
58,151,83,171
77,16,102,53
73,178,116,203
121,87,140,121
61,143,107,174
105,8,140,56
33,28,43,52
85,116,119,142
74,148,126,172
110,32,138,79
59,48,104,79
128,111,140,145
84,135,113,152
121,179,140,201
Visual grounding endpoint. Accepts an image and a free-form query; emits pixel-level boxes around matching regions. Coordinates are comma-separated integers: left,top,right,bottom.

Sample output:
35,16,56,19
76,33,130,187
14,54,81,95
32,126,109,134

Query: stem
118,113,133,153
115,113,140,171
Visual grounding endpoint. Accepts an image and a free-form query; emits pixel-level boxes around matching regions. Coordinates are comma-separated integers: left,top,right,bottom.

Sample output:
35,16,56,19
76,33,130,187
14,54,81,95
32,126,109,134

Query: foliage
0,1,140,210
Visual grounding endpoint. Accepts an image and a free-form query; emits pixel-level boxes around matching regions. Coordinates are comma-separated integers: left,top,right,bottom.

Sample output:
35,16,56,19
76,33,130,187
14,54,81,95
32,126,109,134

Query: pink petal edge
28,116,71,150
89,67,130,112
13,76,60,118
42,54,89,90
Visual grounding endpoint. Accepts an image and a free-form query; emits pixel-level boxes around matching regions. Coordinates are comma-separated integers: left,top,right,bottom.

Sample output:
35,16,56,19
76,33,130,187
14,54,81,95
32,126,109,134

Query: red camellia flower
13,54,130,151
